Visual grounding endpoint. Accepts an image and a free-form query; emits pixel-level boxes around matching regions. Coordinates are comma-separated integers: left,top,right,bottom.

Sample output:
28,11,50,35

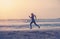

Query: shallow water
0,21,60,31
0,21,60,25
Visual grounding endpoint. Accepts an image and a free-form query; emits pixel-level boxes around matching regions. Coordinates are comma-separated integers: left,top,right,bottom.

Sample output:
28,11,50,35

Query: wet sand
0,27,60,39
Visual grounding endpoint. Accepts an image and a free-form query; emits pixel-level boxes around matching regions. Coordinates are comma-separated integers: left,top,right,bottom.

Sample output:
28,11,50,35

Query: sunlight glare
0,0,14,8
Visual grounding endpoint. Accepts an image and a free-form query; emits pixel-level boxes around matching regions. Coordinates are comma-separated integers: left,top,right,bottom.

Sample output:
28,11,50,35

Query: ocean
0,20,60,31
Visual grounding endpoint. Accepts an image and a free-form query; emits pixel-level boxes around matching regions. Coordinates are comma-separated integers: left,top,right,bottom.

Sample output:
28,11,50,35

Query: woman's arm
34,15,37,20
29,16,31,18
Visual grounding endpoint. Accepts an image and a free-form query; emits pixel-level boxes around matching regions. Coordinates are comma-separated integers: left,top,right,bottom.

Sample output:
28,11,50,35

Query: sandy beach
0,26,60,39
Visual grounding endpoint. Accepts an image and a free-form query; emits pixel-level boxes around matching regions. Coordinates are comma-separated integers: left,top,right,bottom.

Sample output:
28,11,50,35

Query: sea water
0,21,60,31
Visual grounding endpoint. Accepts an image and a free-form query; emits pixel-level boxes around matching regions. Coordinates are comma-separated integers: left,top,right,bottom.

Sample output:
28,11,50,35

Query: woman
29,13,40,29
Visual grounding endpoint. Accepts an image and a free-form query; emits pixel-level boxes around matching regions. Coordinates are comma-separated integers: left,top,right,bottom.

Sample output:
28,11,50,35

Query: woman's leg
34,21,40,28
30,22,33,29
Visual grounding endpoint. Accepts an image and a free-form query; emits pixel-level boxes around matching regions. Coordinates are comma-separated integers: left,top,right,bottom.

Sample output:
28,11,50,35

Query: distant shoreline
0,18,60,22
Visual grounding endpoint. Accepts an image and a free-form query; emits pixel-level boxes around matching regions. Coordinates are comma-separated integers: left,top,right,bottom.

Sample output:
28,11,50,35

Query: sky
0,0,60,19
